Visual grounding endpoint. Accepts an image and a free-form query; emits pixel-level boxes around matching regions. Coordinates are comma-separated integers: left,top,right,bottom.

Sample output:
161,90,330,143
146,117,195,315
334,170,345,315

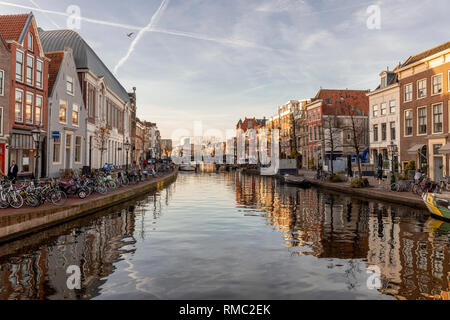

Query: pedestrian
8,160,18,183
414,169,422,184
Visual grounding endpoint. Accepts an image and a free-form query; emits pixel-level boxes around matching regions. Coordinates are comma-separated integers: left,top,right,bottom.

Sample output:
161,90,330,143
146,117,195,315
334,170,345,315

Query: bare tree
340,101,369,179
94,122,111,167
322,108,343,175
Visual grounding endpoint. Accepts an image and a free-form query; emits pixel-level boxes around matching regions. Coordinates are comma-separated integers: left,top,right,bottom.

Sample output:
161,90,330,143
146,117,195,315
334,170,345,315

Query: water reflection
0,172,448,300
234,173,449,300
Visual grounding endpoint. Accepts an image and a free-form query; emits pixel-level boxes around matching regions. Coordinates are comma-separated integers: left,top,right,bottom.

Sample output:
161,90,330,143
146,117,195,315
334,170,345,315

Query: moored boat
284,175,312,189
422,192,450,221
180,164,196,172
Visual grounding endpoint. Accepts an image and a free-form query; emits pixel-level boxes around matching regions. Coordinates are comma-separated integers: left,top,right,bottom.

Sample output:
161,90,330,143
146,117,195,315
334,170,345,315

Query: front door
434,157,444,181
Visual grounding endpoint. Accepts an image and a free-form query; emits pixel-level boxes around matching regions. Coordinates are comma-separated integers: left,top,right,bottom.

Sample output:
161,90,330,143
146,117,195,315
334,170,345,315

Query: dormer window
28,33,33,52
381,76,387,88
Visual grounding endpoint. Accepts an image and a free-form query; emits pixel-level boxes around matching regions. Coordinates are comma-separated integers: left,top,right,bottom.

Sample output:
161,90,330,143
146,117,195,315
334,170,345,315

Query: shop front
9,131,36,179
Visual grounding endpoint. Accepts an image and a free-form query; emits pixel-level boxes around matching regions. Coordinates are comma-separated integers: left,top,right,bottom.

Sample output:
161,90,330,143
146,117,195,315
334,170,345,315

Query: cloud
114,0,170,74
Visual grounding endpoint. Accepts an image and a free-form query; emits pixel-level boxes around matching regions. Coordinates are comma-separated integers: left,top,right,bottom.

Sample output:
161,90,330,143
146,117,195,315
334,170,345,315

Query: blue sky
0,0,449,139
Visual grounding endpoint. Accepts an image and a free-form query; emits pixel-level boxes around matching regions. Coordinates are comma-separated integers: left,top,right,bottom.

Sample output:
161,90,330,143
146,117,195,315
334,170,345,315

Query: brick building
0,13,49,177
304,89,370,169
0,32,10,175
398,41,450,180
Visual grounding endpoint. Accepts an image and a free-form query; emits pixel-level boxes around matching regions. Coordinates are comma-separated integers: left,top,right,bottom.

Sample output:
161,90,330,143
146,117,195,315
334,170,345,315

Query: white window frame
25,92,34,124
404,109,413,137
373,105,378,117
15,89,24,123
389,100,396,114
72,103,80,127
53,135,61,164
26,54,34,86
28,32,33,52
417,78,427,99
16,50,24,83
404,83,413,102
381,103,387,116
432,102,444,134
66,75,74,95
35,95,43,126
432,73,443,96
36,59,43,89
74,136,82,164
417,106,427,136
59,100,68,124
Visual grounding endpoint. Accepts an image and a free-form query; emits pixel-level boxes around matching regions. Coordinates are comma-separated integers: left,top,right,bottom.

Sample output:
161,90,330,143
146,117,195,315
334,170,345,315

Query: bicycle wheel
51,190,67,206
77,188,88,199
0,193,9,209
95,184,108,194
25,194,40,207
122,177,129,186
390,183,399,192
8,192,24,209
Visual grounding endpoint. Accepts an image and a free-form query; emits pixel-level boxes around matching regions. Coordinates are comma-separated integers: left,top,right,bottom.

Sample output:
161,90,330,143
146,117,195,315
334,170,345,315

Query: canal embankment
0,169,178,244
241,168,426,210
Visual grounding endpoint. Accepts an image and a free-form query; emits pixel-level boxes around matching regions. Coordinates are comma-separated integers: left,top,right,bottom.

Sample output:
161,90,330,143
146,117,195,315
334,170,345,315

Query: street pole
126,150,129,172
35,141,39,183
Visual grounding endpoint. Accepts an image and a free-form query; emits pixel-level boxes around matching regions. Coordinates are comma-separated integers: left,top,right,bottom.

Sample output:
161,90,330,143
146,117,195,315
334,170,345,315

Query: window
389,100,396,114
35,95,42,125
381,76,387,88
404,84,412,102
432,74,442,95
405,110,413,136
28,33,33,52
66,76,74,95
26,55,34,85
433,103,443,133
75,136,82,163
15,90,23,122
0,70,4,96
317,110,321,120
309,126,313,141
36,60,43,89
381,123,387,141
373,105,378,117
314,125,317,141
53,136,61,163
390,122,396,141
373,125,378,142
381,103,387,116
25,93,33,124
16,51,24,82
418,79,427,98
59,100,67,123
418,107,427,135
72,104,79,126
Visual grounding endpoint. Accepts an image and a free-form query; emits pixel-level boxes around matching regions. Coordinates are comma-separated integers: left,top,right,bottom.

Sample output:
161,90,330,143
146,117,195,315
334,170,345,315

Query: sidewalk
0,170,178,243
297,169,425,209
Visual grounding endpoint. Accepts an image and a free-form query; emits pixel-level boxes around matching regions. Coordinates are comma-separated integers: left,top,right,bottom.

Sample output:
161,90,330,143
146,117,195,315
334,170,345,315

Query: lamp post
32,127,46,182
124,139,131,173
388,142,398,186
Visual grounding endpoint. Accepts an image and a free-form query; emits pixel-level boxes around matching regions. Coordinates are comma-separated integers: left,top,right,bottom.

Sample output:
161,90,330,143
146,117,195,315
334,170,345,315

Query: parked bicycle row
0,165,176,210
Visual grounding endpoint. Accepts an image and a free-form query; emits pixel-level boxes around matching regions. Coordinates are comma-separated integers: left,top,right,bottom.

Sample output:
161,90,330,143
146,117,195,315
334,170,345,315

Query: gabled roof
0,13,31,43
39,29,130,103
402,41,450,68
46,51,65,96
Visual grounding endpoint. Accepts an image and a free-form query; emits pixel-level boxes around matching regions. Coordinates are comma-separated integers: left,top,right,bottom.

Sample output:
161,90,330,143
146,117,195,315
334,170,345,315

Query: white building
367,66,401,170
40,29,132,169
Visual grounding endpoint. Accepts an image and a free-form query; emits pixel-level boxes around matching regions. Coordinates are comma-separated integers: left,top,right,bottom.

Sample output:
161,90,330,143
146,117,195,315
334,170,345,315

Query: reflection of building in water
0,208,136,300
367,203,449,300
234,173,449,300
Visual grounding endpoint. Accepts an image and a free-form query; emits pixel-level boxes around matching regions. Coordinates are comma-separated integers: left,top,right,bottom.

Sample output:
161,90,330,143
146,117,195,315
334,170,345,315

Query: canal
0,171,448,300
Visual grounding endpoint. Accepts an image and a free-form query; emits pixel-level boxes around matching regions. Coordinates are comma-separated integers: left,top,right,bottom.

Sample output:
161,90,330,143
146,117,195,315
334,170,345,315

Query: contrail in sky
29,0,60,28
114,0,170,74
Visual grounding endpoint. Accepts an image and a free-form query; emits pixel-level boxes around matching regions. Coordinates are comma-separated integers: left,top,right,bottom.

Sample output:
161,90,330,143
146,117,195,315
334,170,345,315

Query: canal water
0,172,448,300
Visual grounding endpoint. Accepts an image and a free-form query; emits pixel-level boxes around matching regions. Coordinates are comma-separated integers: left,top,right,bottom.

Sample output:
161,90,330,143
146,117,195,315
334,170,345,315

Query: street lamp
388,142,398,186
31,127,46,182
124,139,131,172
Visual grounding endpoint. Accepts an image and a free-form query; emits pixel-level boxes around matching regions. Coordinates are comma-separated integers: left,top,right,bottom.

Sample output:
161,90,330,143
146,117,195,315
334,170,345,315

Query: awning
407,144,426,154
439,144,450,154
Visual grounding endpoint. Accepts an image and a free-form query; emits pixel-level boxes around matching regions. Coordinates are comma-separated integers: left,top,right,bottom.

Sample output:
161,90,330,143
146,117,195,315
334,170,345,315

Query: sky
0,0,449,142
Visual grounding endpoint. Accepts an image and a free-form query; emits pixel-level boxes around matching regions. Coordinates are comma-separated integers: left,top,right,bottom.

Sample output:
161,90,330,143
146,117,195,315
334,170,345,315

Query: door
434,157,444,181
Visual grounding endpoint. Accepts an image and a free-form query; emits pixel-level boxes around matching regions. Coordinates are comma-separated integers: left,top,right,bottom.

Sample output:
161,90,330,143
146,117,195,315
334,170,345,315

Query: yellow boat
423,193,450,221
